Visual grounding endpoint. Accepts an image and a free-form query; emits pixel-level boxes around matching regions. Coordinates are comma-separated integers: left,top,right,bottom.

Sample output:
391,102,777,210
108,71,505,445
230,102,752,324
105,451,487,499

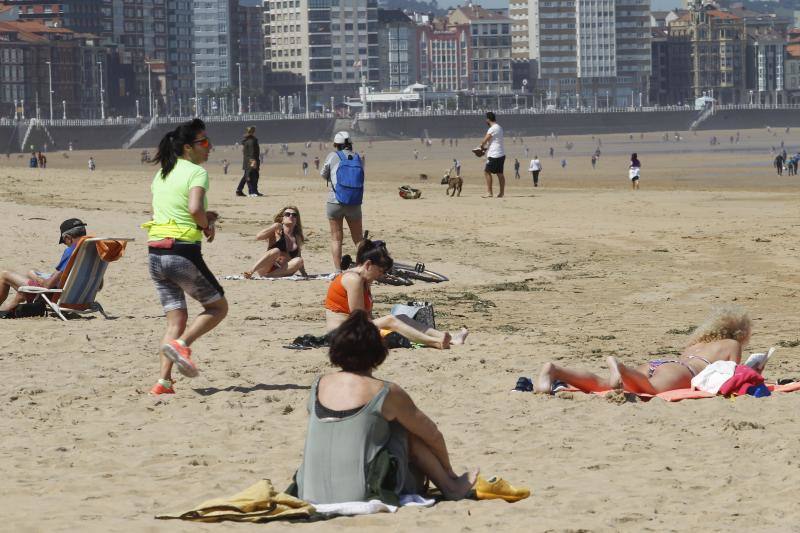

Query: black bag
405,301,436,330
12,298,47,318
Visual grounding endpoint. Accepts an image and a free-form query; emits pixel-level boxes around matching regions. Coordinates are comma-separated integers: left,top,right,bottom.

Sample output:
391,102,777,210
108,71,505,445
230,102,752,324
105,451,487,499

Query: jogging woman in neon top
144,118,229,395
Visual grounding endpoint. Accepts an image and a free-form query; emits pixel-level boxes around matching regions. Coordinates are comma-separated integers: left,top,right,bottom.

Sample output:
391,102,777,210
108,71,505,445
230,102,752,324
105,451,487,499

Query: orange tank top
325,273,372,314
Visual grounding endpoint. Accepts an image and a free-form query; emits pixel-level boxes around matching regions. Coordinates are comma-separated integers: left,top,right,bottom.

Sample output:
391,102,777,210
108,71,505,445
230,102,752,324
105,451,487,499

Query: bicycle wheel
377,273,414,286
392,262,449,283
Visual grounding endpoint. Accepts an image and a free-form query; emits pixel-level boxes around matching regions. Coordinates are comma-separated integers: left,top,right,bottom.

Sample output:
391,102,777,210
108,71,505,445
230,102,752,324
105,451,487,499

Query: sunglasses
283,211,298,218
192,137,210,148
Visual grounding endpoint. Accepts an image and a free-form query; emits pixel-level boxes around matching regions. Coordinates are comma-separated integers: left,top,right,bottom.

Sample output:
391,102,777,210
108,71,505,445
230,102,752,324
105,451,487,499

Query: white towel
313,494,436,517
691,360,736,394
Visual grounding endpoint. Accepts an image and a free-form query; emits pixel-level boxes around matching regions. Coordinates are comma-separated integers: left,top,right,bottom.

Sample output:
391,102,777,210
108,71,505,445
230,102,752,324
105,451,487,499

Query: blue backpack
333,151,364,205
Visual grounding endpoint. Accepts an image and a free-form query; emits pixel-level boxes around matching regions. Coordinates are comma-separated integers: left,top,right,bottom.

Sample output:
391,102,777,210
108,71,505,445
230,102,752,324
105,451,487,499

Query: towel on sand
155,479,314,523
223,273,335,281
562,382,800,402
314,494,435,516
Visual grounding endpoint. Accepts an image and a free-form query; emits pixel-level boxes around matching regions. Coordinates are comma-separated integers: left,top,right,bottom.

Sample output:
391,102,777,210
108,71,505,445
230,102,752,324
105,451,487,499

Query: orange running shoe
162,340,199,378
149,381,175,395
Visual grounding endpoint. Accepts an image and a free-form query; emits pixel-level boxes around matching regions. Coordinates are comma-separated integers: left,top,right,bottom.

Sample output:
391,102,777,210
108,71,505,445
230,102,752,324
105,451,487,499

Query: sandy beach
2,127,800,532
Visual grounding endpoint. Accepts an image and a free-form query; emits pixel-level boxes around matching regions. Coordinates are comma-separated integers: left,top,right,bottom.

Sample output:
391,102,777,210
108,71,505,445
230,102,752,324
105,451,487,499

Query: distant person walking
222,159,229,175
302,159,309,176
145,118,228,395
236,126,263,197
591,154,597,169
29,152,37,168
453,158,461,177
478,111,505,198
321,131,365,271
513,158,521,179
529,156,542,187
629,152,641,190
775,153,784,176
88,157,96,171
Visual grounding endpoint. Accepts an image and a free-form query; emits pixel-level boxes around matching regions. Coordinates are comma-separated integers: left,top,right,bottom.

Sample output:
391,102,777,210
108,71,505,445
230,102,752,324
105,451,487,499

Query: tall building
1,0,103,34
264,0,379,105
509,0,531,90
668,1,746,104
194,0,236,98
448,4,513,93
377,9,417,91
746,31,785,104
526,0,650,107
236,1,265,112
785,39,800,104
417,18,470,91
98,0,194,117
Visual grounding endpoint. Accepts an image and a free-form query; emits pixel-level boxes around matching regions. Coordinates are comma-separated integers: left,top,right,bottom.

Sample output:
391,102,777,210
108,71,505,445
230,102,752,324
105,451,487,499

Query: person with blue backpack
321,131,365,271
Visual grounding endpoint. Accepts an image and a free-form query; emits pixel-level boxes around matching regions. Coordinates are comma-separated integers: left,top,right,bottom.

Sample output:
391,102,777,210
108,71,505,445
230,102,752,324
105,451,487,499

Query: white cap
333,131,350,144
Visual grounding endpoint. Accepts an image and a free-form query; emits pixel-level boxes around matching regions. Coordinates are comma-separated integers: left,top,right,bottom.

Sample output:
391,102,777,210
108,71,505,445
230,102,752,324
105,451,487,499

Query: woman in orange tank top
325,239,468,349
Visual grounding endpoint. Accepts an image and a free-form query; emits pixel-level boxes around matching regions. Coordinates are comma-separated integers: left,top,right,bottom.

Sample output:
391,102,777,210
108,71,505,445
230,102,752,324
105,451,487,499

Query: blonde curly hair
686,305,751,346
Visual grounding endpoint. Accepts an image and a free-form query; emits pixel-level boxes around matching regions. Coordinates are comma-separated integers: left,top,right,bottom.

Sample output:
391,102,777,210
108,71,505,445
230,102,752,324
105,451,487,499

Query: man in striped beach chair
0,218,88,318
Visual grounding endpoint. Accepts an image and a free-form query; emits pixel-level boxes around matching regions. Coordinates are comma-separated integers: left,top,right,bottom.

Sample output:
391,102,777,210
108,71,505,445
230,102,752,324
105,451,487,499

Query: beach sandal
511,377,533,392
474,475,530,503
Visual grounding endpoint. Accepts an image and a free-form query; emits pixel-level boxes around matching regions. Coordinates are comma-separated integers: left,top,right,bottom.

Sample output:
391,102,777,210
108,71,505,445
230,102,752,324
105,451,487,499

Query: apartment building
746,31,785,104
786,41,800,104
1,0,102,33
0,20,114,119
448,4,512,93
98,0,194,116
264,0,379,103
668,2,746,104
526,0,650,107
236,2,265,111
377,9,417,91
509,0,531,89
194,0,236,96
417,18,470,91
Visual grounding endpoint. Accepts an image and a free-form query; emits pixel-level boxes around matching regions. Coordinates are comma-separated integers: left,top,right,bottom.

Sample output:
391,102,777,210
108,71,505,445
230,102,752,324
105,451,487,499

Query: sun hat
333,131,350,144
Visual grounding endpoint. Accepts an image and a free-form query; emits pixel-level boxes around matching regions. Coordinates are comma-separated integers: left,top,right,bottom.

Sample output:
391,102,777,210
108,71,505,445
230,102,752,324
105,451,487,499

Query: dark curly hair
328,310,388,373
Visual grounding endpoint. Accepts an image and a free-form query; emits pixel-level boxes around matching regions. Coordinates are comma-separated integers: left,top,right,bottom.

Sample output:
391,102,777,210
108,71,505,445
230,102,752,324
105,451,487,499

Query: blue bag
333,151,364,205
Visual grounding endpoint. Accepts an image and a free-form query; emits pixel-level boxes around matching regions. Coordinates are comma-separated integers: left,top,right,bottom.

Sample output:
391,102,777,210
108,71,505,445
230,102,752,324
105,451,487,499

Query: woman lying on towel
534,306,752,395
243,205,307,278
294,310,478,503
324,239,467,349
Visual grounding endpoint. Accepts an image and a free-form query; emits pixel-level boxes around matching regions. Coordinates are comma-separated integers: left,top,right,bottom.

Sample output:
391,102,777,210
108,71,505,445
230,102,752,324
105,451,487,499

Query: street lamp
192,61,199,116
236,62,243,115
97,60,105,120
45,60,53,121
145,60,154,118
62,100,66,120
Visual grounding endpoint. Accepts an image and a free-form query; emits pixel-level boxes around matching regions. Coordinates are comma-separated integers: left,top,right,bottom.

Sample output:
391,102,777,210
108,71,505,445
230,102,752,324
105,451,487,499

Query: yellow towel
156,479,314,523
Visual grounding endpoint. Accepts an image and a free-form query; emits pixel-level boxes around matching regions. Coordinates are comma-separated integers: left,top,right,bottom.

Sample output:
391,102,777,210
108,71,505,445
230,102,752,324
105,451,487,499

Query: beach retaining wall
353,110,697,140
698,108,800,131
129,117,336,149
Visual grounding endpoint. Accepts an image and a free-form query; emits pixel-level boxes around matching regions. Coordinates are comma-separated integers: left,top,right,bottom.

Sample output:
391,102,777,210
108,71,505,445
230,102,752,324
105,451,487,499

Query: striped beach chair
19,237,134,321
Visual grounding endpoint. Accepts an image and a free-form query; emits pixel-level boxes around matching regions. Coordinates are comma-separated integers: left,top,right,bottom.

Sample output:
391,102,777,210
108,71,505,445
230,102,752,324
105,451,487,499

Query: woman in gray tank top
293,310,478,504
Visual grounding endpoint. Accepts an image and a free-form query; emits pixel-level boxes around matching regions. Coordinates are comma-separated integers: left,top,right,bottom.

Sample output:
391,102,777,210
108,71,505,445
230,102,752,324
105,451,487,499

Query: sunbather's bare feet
442,468,480,501
534,362,555,393
606,356,623,390
243,271,254,279
439,332,452,350
451,327,469,345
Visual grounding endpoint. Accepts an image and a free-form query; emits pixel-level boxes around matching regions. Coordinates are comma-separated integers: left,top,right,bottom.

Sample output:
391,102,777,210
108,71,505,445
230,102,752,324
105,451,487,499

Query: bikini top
325,273,372,314
269,230,300,259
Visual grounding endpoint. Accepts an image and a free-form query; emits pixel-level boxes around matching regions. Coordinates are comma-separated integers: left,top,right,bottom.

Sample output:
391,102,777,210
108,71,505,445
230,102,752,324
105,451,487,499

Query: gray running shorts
148,253,223,312
326,202,362,221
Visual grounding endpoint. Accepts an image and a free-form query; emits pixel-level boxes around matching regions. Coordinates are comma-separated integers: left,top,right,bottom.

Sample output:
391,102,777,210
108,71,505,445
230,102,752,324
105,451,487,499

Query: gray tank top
296,376,391,504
